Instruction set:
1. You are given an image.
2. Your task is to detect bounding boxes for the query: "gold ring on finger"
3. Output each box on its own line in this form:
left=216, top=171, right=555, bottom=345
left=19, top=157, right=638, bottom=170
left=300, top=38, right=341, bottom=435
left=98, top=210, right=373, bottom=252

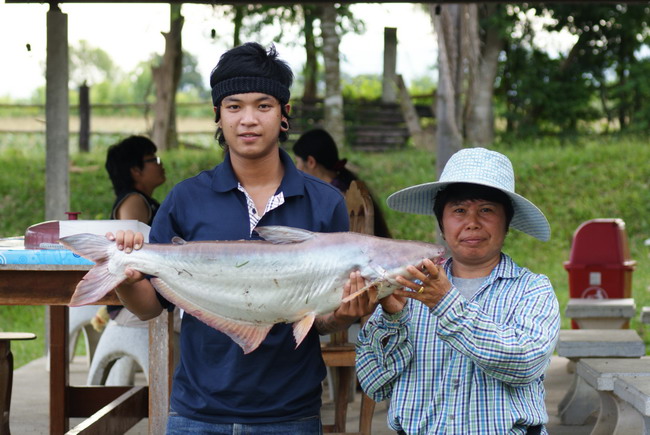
left=418, top=286, right=425, bottom=294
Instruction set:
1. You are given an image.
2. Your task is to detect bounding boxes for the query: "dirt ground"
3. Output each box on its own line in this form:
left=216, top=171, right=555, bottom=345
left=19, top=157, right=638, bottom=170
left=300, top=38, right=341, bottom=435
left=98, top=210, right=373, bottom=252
left=0, top=116, right=216, bottom=134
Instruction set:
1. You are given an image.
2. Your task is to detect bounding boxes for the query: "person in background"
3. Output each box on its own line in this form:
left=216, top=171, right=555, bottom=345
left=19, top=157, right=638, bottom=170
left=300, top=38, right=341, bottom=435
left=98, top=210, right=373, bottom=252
left=108, top=42, right=374, bottom=433
left=103, top=135, right=165, bottom=326
left=354, top=147, right=560, bottom=435
left=292, top=128, right=391, bottom=238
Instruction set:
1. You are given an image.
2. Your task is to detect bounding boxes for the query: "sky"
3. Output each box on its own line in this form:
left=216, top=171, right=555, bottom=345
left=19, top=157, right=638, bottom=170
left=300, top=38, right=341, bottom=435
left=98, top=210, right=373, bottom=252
left=0, top=2, right=440, bottom=99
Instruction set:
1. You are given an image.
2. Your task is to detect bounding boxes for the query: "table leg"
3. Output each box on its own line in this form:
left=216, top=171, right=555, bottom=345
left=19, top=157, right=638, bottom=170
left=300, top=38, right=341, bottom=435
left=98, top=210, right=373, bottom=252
left=1, top=340, right=13, bottom=435
left=558, top=372, right=599, bottom=425
left=50, top=306, right=69, bottom=434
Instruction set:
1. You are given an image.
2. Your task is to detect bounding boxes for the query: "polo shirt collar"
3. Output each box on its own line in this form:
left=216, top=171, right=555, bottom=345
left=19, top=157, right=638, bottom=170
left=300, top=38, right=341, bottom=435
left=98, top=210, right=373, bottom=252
left=211, top=147, right=305, bottom=198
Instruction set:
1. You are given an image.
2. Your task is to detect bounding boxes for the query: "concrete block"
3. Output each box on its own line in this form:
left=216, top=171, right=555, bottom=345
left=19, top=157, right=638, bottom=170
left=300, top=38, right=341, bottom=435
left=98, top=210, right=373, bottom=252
left=556, top=329, right=645, bottom=359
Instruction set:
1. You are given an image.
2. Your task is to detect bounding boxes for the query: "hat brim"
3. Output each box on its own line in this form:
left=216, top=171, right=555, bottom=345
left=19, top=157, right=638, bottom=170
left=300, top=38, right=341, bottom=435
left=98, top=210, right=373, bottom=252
left=386, top=181, right=551, bottom=241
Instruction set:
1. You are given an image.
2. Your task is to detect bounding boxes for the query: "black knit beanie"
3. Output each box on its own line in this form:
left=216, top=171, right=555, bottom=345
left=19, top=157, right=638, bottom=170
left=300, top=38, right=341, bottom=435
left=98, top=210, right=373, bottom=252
left=211, top=76, right=291, bottom=108
left=210, top=43, right=293, bottom=109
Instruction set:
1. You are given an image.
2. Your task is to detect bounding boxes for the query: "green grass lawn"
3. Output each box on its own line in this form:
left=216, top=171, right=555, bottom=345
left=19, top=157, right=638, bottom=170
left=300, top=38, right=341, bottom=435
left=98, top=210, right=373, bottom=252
left=2, top=132, right=650, bottom=367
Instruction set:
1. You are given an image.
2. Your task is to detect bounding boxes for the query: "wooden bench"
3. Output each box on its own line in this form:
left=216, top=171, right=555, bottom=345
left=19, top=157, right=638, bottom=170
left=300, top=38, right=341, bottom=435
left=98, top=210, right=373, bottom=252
left=565, top=298, right=636, bottom=329
left=613, top=375, right=650, bottom=434
left=0, top=332, right=36, bottom=435
left=555, top=329, right=646, bottom=425
left=577, top=358, right=650, bottom=434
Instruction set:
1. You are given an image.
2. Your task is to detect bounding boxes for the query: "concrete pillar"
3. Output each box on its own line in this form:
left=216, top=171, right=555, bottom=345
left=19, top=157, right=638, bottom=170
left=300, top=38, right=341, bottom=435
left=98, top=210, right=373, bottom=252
left=46, top=5, right=69, bottom=220
left=382, top=27, right=398, bottom=104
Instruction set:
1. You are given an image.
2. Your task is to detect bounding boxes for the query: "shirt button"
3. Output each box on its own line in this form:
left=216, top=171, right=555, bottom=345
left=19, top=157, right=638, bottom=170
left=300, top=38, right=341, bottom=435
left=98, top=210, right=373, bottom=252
left=449, top=415, right=455, bottom=421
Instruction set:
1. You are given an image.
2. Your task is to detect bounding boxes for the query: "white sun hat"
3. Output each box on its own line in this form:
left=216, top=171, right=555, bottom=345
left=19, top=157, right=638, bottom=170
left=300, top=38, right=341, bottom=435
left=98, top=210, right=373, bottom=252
left=386, top=147, right=551, bottom=241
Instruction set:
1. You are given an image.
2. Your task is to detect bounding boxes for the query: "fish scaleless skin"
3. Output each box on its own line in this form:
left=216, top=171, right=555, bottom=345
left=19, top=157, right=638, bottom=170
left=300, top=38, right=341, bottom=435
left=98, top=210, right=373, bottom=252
left=59, top=226, right=445, bottom=353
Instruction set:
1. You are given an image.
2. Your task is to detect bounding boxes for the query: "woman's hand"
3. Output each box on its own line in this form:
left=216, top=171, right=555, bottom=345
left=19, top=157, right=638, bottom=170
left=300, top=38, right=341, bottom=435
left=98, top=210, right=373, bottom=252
left=394, top=258, right=451, bottom=309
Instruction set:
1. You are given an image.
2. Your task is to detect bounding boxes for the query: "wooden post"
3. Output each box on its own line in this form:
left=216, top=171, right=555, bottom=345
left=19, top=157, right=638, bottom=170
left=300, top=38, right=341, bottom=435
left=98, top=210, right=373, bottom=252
left=382, top=27, right=398, bottom=104
left=50, top=306, right=70, bottom=433
left=148, top=311, right=175, bottom=434
left=46, top=4, right=69, bottom=220
left=79, top=83, right=90, bottom=152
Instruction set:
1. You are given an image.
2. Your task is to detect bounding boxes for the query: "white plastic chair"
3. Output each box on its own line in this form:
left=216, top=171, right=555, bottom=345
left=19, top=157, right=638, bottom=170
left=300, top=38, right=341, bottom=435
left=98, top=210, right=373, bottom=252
left=68, top=306, right=103, bottom=367
left=86, top=322, right=150, bottom=386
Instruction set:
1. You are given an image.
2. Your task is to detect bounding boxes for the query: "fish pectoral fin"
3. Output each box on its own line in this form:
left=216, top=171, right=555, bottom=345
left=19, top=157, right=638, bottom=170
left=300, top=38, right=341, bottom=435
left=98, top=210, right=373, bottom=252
left=292, top=313, right=316, bottom=348
left=219, top=322, right=273, bottom=355
left=151, top=277, right=272, bottom=354
left=254, top=226, right=316, bottom=244
left=171, top=236, right=187, bottom=245
left=197, top=314, right=273, bottom=355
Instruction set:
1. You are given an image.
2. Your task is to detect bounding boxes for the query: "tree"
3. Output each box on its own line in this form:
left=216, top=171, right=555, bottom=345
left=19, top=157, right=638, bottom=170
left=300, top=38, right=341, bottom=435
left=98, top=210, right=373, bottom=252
left=319, top=3, right=345, bottom=148
left=545, top=3, right=650, bottom=130
left=429, top=4, right=469, bottom=176
left=302, top=5, right=319, bottom=102
left=465, top=5, right=509, bottom=146
left=69, top=40, right=118, bottom=87
left=151, top=4, right=183, bottom=151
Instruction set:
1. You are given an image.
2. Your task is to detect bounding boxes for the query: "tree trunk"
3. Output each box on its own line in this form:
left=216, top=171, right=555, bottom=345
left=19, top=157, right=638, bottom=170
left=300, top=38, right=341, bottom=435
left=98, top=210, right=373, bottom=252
left=465, top=4, right=503, bottom=146
left=319, top=3, right=345, bottom=149
left=233, top=6, right=244, bottom=48
left=302, top=6, right=318, bottom=102
left=151, top=4, right=183, bottom=151
left=430, top=4, right=463, bottom=177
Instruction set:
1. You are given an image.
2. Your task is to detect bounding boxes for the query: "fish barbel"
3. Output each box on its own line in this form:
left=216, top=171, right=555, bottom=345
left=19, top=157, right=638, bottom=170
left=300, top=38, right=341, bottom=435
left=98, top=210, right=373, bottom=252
left=60, top=226, right=445, bottom=353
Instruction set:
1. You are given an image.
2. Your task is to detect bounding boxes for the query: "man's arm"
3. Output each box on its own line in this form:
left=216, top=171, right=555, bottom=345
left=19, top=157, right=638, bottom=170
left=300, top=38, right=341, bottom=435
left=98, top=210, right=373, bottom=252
left=110, top=230, right=164, bottom=320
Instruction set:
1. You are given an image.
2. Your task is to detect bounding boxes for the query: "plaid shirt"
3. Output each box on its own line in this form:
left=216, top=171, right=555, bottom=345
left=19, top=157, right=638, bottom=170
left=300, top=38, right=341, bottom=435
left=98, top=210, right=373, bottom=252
left=356, top=254, right=560, bottom=435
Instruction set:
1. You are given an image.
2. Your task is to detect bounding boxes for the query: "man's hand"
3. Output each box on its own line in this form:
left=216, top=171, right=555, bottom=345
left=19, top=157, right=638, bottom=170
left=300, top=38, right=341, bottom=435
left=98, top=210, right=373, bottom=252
left=315, top=271, right=378, bottom=335
left=106, top=230, right=146, bottom=284
left=333, top=271, right=377, bottom=322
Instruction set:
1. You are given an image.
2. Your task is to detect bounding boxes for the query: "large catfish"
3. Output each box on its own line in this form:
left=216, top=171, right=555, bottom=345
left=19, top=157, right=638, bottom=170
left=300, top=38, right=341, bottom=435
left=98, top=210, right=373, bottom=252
left=60, top=226, right=445, bottom=354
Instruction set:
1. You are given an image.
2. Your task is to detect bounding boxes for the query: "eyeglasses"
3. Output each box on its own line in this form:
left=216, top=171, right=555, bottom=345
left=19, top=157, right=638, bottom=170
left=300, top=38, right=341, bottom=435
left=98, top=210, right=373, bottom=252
left=143, top=156, right=161, bottom=165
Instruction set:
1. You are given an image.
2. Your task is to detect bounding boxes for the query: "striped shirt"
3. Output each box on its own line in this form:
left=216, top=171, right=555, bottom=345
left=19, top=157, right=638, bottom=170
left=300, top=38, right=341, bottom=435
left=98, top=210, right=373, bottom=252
left=355, top=253, right=560, bottom=434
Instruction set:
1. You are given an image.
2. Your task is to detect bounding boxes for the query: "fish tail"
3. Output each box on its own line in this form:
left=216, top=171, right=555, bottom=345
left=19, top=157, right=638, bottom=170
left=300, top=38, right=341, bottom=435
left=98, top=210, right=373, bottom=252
left=59, top=233, right=126, bottom=306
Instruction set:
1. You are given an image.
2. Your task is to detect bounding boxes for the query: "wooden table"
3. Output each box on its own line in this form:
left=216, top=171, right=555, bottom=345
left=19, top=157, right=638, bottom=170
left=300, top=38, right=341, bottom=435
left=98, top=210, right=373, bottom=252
left=0, top=264, right=172, bottom=434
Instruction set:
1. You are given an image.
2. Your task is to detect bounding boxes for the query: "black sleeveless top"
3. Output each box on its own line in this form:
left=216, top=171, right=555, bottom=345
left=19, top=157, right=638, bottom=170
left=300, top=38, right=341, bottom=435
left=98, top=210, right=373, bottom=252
left=110, top=189, right=160, bottom=223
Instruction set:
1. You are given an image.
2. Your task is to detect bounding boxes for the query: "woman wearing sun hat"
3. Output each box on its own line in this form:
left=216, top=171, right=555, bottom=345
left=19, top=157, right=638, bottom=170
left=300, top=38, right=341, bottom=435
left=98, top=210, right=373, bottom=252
left=354, top=147, right=560, bottom=434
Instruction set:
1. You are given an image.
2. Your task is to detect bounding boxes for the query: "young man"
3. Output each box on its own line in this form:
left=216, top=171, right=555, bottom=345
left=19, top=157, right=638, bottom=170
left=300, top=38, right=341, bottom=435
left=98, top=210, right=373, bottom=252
left=112, top=43, right=373, bottom=433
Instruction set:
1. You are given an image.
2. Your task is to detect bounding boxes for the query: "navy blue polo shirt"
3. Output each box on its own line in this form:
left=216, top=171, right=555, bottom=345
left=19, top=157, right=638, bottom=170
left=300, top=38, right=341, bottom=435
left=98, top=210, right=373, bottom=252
left=149, top=148, right=349, bottom=424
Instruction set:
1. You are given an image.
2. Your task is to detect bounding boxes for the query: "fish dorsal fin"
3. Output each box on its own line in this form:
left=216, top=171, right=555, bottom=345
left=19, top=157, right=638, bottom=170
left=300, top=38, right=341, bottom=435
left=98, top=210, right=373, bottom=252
left=255, top=226, right=316, bottom=244
left=171, top=236, right=187, bottom=245
left=292, top=313, right=316, bottom=348
left=151, top=277, right=272, bottom=354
